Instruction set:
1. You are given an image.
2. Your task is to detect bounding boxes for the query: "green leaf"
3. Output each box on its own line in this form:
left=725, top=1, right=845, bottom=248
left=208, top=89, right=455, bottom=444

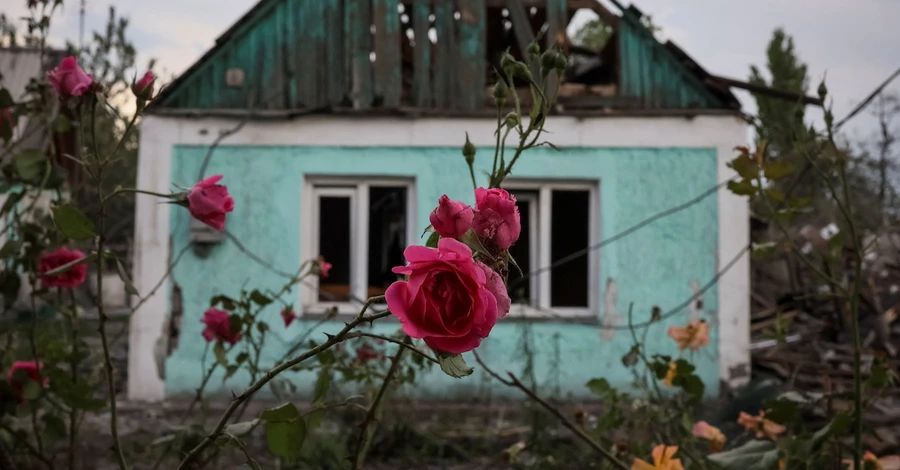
left=807, top=411, right=851, bottom=451
left=437, top=352, right=474, bottom=378
left=210, top=295, right=237, bottom=311
left=586, top=378, right=612, bottom=397
left=42, top=252, right=96, bottom=276
left=224, top=419, right=259, bottom=437
left=223, top=365, right=239, bottom=381
left=249, top=290, right=272, bottom=307
left=0, top=89, right=12, bottom=108
left=0, top=240, right=22, bottom=258
left=261, top=403, right=305, bottom=461
left=14, top=149, right=46, bottom=181
left=235, top=352, right=249, bottom=365
left=764, top=160, right=795, bottom=180
left=727, top=179, right=758, bottom=196
left=867, top=358, right=896, bottom=389
left=763, top=398, right=799, bottom=424
left=0, top=270, right=21, bottom=307
left=21, top=381, right=42, bottom=400
left=621, top=345, right=640, bottom=368
left=728, top=154, right=760, bottom=179
left=51, top=205, right=96, bottom=241
left=260, top=402, right=301, bottom=423
left=0, top=191, right=24, bottom=216
left=54, top=114, right=71, bottom=132
left=213, top=341, right=228, bottom=366
left=751, top=242, right=777, bottom=258
left=764, top=188, right=785, bottom=202
left=507, top=251, right=524, bottom=276
left=115, top=259, right=139, bottom=296
left=708, top=440, right=779, bottom=470
left=425, top=231, right=440, bottom=248
left=264, top=419, right=305, bottom=461
left=312, top=369, right=331, bottom=404
left=421, top=224, right=434, bottom=238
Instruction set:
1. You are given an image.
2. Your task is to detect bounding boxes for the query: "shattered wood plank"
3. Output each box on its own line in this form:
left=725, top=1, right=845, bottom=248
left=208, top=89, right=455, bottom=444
left=457, top=0, right=486, bottom=111
left=412, top=0, right=432, bottom=107
left=327, top=0, right=345, bottom=105
left=505, top=0, right=535, bottom=58
left=348, top=0, right=373, bottom=109
left=433, top=1, right=456, bottom=109
left=373, top=0, right=402, bottom=107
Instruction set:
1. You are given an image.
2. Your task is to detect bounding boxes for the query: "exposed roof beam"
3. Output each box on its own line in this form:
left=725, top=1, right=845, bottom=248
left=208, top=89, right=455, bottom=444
left=707, top=75, right=824, bottom=107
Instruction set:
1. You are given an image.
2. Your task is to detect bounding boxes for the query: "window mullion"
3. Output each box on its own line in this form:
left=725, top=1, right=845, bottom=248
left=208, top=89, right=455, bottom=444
left=538, top=186, right=552, bottom=309
left=353, top=183, right=369, bottom=303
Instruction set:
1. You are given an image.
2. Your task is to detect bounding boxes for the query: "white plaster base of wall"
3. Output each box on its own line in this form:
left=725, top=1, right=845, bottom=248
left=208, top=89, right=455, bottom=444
left=129, top=114, right=751, bottom=401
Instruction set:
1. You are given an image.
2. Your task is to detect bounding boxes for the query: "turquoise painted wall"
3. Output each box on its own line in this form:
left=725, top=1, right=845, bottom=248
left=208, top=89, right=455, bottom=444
left=164, top=145, right=720, bottom=399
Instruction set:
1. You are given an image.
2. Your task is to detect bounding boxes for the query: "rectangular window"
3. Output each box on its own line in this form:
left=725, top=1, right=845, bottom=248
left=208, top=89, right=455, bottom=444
left=304, top=178, right=414, bottom=314
left=506, top=182, right=597, bottom=316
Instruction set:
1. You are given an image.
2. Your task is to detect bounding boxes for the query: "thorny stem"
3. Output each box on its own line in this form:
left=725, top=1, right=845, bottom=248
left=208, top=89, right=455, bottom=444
left=352, top=337, right=409, bottom=470
left=67, top=289, right=79, bottom=470
left=838, top=157, right=865, bottom=469
left=94, top=117, right=130, bottom=470
left=27, top=286, right=44, bottom=458
left=472, top=351, right=628, bottom=469
left=174, top=300, right=390, bottom=470
left=103, top=187, right=175, bottom=203
left=355, top=333, right=439, bottom=364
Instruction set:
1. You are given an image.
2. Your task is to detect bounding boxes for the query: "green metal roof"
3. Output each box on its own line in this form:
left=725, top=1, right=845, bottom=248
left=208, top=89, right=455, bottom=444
left=153, top=0, right=739, bottom=114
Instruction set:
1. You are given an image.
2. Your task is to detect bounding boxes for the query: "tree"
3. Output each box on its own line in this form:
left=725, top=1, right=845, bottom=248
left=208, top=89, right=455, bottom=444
left=749, top=28, right=810, bottom=158
left=571, top=18, right=612, bottom=52
left=66, top=6, right=156, bottom=254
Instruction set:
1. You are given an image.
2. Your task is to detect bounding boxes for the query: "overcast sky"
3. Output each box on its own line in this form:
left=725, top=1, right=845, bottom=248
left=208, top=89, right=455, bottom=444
left=6, top=0, right=899, bottom=143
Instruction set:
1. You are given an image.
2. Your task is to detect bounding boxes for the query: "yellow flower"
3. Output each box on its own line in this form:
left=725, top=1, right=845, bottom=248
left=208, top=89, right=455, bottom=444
left=662, top=362, right=678, bottom=387
left=632, top=445, right=684, bottom=470
left=692, top=421, right=726, bottom=453
left=737, top=411, right=786, bottom=440
left=667, top=319, right=710, bottom=351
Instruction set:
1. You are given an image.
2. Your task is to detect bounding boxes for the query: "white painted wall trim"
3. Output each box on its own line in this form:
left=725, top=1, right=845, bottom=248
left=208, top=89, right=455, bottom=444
left=129, top=114, right=750, bottom=401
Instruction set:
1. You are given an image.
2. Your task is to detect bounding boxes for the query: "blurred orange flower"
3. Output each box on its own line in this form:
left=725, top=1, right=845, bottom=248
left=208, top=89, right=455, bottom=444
left=632, top=445, right=684, bottom=470
left=841, top=451, right=900, bottom=470
left=662, top=362, right=677, bottom=387
left=737, top=411, right=786, bottom=440
left=692, top=421, right=726, bottom=453
left=667, top=319, right=709, bottom=351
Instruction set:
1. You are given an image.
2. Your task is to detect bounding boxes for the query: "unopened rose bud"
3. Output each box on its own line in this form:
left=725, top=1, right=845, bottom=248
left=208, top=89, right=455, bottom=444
left=526, top=41, right=541, bottom=61
left=492, top=79, right=509, bottom=107
left=540, top=50, right=556, bottom=72
left=462, top=132, right=476, bottom=165
left=504, top=111, right=520, bottom=129
left=132, top=71, right=156, bottom=101
left=817, top=81, right=828, bottom=101
left=554, top=53, right=567, bottom=71
left=509, top=62, right=532, bottom=81
left=500, top=52, right=516, bottom=72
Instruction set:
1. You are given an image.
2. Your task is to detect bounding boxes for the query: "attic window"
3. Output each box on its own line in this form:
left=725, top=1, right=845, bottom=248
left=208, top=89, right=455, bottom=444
left=225, top=68, right=244, bottom=88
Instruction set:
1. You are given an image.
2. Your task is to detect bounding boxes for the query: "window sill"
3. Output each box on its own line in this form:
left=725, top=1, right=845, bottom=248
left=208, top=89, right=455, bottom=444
left=300, top=304, right=599, bottom=324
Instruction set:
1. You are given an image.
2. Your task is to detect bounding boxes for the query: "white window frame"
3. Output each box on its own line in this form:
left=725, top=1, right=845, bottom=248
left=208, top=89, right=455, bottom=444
left=301, top=176, right=416, bottom=316
left=503, top=180, right=599, bottom=319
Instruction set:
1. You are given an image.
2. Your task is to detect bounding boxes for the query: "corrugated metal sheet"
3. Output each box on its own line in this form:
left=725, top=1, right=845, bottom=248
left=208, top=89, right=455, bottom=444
left=616, top=6, right=722, bottom=109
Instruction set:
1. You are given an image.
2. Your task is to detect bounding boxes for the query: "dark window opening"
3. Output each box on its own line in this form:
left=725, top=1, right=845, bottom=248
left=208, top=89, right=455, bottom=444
left=507, top=190, right=535, bottom=305
left=318, top=196, right=351, bottom=302
left=550, top=190, right=590, bottom=307
left=368, top=186, right=407, bottom=297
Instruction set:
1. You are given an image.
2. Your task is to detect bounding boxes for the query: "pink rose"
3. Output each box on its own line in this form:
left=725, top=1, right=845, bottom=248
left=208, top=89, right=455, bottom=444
left=281, top=307, right=297, bottom=328
left=39, top=247, right=88, bottom=288
left=187, top=175, right=235, bottom=231
left=132, top=71, right=156, bottom=99
left=47, top=56, right=93, bottom=99
left=355, top=343, right=381, bottom=362
left=385, top=238, right=499, bottom=354
left=0, top=108, right=14, bottom=133
left=201, top=308, right=242, bottom=345
left=429, top=195, right=474, bottom=238
left=318, top=256, right=332, bottom=278
left=472, top=187, right=521, bottom=250
left=477, top=262, right=511, bottom=317
left=7, top=361, right=46, bottom=402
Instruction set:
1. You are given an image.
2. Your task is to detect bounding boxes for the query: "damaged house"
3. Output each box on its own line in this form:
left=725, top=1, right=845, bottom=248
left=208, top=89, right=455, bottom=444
left=127, top=0, right=799, bottom=401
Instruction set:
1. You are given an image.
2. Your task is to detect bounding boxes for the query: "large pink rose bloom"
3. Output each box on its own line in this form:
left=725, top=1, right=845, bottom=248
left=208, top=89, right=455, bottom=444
left=39, top=247, right=88, bottom=288
left=385, top=238, right=499, bottom=354
left=47, top=56, right=93, bottom=99
left=472, top=187, right=521, bottom=250
left=187, top=175, right=235, bottom=231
